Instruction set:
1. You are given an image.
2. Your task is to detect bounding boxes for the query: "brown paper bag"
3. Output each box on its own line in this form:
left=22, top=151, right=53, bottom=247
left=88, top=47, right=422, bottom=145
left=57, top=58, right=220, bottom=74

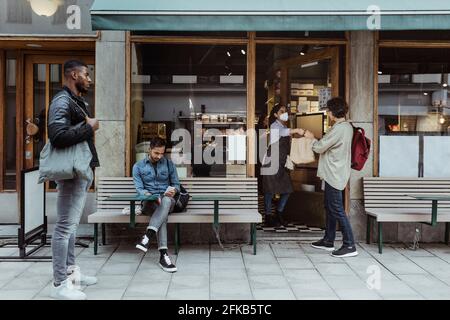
left=290, top=137, right=315, bottom=164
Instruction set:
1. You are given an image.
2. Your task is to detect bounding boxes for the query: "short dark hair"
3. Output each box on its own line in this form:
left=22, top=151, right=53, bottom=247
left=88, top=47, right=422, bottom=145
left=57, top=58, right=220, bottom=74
left=326, top=97, right=348, bottom=118
left=64, top=60, right=87, bottom=78
left=149, top=137, right=166, bottom=149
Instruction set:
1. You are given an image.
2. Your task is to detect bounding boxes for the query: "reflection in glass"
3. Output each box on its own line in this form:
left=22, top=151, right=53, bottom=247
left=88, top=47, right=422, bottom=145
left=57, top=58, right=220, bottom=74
left=4, top=59, right=17, bottom=190
left=32, top=64, right=47, bottom=168
left=378, top=47, right=450, bottom=177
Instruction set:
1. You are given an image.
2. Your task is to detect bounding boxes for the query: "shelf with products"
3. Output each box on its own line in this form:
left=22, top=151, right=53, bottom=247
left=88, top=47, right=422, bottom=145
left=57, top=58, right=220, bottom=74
left=288, top=80, right=332, bottom=114
left=378, top=83, right=448, bottom=92
left=138, top=84, right=246, bottom=94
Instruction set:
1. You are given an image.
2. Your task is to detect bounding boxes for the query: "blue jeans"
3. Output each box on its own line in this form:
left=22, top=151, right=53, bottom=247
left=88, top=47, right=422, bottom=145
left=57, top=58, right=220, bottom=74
left=142, top=196, right=175, bottom=250
left=52, top=173, right=92, bottom=284
left=323, top=182, right=355, bottom=247
left=264, top=192, right=290, bottom=216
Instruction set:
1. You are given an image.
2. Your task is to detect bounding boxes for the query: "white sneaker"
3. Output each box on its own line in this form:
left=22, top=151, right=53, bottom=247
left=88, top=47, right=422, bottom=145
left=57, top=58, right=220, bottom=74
left=50, top=278, right=87, bottom=300
left=67, top=265, right=98, bottom=287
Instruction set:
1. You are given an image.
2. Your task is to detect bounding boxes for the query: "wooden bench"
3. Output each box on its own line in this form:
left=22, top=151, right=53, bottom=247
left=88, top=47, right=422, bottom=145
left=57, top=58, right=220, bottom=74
left=363, top=177, right=450, bottom=253
left=88, top=177, right=262, bottom=255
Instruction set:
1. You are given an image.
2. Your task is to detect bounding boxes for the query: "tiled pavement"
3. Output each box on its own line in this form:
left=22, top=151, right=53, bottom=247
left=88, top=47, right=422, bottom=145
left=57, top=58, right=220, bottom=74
left=0, top=241, right=450, bottom=300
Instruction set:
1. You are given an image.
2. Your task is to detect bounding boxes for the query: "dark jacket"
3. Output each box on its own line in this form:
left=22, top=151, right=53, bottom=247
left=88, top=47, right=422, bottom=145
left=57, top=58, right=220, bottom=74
left=47, top=86, right=100, bottom=168
left=262, top=135, right=293, bottom=194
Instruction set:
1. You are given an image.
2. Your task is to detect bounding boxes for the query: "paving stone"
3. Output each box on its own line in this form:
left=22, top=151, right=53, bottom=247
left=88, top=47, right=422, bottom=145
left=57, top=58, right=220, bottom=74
left=252, top=288, right=296, bottom=300
left=248, top=275, right=290, bottom=289
left=398, top=274, right=450, bottom=300
left=315, top=263, right=358, bottom=277
left=124, top=280, right=170, bottom=297
left=84, top=288, right=127, bottom=300
left=210, top=280, right=252, bottom=298
left=166, top=288, right=209, bottom=300
left=277, top=257, right=314, bottom=269
left=98, top=262, right=139, bottom=275
left=0, top=289, right=40, bottom=300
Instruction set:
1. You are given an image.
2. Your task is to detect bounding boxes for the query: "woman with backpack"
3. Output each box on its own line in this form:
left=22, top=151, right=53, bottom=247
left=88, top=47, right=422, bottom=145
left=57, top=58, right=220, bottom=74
left=304, top=97, right=358, bottom=258
left=261, top=104, right=305, bottom=227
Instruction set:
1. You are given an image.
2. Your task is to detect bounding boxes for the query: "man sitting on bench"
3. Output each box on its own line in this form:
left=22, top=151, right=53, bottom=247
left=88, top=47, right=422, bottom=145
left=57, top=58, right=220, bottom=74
left=133, top=137, right=180, bottom=273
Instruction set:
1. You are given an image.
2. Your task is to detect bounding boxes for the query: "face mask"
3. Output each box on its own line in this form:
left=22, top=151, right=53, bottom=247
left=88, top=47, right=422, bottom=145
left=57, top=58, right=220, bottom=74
left=279, top=112, right=289, bottom=122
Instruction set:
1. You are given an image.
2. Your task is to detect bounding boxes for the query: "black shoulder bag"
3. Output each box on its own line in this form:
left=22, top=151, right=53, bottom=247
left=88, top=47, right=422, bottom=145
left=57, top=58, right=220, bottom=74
left=166, top=158, right=190, bottom=212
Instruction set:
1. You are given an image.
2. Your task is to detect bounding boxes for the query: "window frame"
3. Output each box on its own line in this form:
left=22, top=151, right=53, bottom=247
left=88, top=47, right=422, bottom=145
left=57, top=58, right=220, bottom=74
left=374, top=33, right=450, bottom=176
left=127, top=31, right=349, bottom=178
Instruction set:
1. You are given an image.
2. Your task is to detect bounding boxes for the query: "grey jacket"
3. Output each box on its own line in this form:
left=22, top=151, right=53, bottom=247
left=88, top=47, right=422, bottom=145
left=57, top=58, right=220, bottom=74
left=312, top=119, right=353, bottom=191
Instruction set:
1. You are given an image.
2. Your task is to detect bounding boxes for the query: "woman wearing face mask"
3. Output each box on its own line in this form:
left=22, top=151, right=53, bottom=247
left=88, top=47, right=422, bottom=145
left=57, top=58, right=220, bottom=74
left=262, top=104, right=305, bottom=227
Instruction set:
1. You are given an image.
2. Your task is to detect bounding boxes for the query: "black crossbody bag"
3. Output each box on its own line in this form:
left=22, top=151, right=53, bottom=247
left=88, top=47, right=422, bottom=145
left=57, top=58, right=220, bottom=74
left=166, top=158, right=190, bottom=212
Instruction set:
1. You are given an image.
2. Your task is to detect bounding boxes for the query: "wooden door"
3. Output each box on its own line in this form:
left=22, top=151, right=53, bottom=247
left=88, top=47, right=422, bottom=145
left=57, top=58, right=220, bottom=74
left=24, top=54, right=95, bottom=171
left=23, top=54, right=94, bottom=191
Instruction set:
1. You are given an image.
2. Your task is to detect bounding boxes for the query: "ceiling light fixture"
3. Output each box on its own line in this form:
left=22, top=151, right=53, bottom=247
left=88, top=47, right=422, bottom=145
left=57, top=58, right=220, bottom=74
left=28, top=0, right=62, bottom=17
left=300, top=45, right=309, bottom=56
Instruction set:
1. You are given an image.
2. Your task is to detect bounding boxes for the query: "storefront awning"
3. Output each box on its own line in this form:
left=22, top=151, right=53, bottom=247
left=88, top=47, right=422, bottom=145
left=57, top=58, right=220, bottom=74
left=90, top=0, right=450, bottom=31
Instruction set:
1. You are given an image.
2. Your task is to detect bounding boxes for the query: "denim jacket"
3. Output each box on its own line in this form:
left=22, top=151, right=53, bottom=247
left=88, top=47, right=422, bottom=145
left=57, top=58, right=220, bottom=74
left=132, top=155, right=180, bottom=196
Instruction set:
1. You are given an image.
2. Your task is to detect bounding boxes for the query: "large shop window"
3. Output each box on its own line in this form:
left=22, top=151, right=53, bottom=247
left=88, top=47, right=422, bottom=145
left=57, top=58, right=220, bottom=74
left=378, top=47, right=450, bottom=177
left=131, top=44, right=247, bottom=178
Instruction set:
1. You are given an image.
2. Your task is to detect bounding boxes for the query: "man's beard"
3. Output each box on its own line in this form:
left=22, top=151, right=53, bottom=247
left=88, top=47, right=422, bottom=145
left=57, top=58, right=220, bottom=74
left=76, top=81, right=88, bottom=94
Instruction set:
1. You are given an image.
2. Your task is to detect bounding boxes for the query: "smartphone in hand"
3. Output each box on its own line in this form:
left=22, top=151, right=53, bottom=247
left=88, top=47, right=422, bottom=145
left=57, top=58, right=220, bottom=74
left=165, top=186, right=176, bottom=195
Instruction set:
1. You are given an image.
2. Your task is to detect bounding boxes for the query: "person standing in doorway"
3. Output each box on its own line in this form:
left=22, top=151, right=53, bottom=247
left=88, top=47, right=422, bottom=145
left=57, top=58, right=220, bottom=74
left=133, top=137, right=179, bottom=273
left=305, top=97, right=358, bottom=258
left=48, top=60, right=100, bottom=299
left=262, top=104, right=304, bottom=227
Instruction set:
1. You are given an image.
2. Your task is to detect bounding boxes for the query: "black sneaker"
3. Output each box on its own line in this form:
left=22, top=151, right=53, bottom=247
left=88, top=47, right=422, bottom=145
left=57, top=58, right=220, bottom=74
left=331, top=246, right=359, bottom=258
left=159, top=253, right=177, bottom=273
left=311, top=239, right=335, bottom=252
left=136, top=235, right=150, bottom=253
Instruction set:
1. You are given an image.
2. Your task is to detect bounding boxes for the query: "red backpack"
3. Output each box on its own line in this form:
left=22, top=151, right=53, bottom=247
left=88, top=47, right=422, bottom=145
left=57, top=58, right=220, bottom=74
left=350, top=123, right=371, bottom=171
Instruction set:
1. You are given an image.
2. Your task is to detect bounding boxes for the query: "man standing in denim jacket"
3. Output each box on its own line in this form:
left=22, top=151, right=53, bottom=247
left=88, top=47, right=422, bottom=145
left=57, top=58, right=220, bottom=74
left=133, top=137, right=180, bottom=272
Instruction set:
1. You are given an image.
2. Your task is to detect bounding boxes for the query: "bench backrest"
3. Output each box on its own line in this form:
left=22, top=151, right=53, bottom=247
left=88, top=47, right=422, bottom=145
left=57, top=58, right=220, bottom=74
left=363, top=177, right=450, bottom=210
left=96, top=177, right=258, bottom=212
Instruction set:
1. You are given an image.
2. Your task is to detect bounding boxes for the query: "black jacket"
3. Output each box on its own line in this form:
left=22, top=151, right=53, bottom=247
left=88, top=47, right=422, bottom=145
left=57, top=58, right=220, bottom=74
left=47, top=86, right=100, bottom=168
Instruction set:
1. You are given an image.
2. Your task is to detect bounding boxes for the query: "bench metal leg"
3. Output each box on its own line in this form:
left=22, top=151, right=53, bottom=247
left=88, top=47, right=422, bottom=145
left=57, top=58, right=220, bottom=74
left=366, top=215, right=372, bottom=244
left=251, top=223, right=257, bottom=255
left=94, top=223, right=98, bottom=255
left=378, top=222, right=383, bottom=254
left=102, top=223, right=106, bottom=246
left=175, top=223, right=180, bottom=255
left=445, top=222, right=450, bottom=245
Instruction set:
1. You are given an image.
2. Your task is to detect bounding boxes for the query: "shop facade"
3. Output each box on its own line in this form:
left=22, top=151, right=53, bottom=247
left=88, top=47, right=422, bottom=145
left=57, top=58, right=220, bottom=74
left=2, top=0, right=450, bottom=243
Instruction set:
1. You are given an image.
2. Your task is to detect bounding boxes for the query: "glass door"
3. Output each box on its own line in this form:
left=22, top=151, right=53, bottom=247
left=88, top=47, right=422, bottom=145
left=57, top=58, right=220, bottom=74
left=24, top=55, right=95, bottom=186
